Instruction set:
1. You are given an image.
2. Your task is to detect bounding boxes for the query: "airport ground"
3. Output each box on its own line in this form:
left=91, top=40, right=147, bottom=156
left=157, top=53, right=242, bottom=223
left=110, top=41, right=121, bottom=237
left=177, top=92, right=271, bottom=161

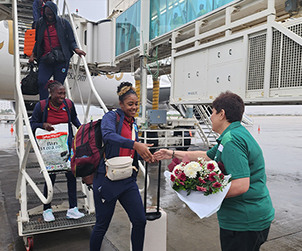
left=0, top=116, right=302, bottom=250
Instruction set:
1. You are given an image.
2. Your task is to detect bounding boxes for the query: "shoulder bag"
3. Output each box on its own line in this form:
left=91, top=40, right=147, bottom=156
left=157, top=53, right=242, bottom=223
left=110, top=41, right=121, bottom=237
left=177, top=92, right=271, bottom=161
left=105, top=123, right=138, bottom=181
left=43, top=25, right=65, bottom=64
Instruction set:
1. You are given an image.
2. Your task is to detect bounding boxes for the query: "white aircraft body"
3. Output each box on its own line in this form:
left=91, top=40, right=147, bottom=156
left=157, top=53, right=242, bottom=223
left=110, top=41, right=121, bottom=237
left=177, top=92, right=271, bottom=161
left=0, top=20, right=170, bottom=109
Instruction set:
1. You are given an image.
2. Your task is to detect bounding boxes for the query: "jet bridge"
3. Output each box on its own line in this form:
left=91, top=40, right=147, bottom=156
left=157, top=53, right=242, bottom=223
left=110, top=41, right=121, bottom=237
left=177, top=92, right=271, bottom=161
left=83, top=0, right=299, bottom=149
left=95, top=0, right=302, bottom=105
left=170, top=0, right=302, bottom=105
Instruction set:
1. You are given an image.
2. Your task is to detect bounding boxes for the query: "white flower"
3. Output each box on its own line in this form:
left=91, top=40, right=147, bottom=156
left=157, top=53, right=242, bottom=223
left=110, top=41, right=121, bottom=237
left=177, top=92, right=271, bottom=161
left=184, top=161, right=200, bottom=178
left=172, top=164, right=184, bottom=176
left=197, top=157, right=207, bottom=165
left=178, top=164, right=185, bottom=171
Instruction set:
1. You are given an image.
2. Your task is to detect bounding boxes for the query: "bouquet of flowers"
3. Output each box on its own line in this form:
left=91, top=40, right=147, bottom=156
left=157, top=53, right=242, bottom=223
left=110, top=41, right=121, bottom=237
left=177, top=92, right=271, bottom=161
left=164, top=155, right=232, bottom=219
left=169, top=157, right=230, bottom=196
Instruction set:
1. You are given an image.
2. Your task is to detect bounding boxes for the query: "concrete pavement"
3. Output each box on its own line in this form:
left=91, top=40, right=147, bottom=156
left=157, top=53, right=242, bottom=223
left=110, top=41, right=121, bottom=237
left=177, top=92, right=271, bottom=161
left=1, top=116, right=302, bottom=250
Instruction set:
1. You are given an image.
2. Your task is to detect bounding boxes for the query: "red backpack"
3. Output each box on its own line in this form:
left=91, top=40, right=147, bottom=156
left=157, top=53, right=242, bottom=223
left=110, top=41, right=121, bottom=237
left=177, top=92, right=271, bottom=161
left=70, top=113, right=120, bottom=185
left=71, top=119, right=104, bottom=179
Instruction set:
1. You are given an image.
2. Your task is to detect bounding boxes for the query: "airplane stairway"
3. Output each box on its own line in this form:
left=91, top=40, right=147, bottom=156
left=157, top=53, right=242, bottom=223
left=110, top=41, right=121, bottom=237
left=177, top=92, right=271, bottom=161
left=191, top=104, right=254, bottom=148
left=192, top=104, right=254, bottom=145
left=192, top=105, right=219, bottom=148
left=2, top=1, right=110, bottom=250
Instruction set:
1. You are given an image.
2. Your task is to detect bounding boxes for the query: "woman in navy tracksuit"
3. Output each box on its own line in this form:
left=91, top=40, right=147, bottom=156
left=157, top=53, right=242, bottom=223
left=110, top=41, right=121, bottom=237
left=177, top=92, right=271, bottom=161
left=30, top=80, right=84, bottom=222
left=90, top=82, right=154, bottom=251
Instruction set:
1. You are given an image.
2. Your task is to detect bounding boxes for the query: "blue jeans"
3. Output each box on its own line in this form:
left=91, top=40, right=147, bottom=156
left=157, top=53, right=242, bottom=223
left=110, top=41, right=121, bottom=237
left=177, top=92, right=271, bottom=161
left=90, top=176, right=146, bottom=251
left=38, top=59, right=69, bottom=100
left=43, top=171, right=77, bottom=211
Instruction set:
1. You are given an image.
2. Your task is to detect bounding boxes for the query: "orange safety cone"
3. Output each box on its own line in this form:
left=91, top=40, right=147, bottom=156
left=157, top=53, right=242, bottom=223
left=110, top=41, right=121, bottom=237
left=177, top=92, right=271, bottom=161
left=10, top=124, right=14, bottom=133
left=257, top=125, right=260, bottom=133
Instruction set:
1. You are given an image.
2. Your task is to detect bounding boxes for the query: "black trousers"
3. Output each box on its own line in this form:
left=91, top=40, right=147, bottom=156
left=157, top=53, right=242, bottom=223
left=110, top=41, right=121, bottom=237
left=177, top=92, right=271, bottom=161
left=220, top=227, right=270, bottom=251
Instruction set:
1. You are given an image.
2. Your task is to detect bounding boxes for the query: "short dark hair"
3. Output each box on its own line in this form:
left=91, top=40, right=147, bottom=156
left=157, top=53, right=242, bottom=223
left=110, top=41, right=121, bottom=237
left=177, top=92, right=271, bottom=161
left=46, top=80, right=64, bottom=94
left=212, top=91, right=244, bottom=122
left=117, top=82, right=137, bottom=103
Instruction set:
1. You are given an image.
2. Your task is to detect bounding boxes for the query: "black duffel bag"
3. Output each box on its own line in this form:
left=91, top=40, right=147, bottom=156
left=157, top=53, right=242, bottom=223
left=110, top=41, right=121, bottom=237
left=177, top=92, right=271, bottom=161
left=21, top=63, right=39, bottom=95
left=43, top=47, right=65, bottom=65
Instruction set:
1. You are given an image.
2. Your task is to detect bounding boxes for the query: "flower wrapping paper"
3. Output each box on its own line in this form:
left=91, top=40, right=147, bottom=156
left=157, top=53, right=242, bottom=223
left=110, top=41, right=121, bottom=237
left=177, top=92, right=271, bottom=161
left=164, top=171, right=232, bottom=219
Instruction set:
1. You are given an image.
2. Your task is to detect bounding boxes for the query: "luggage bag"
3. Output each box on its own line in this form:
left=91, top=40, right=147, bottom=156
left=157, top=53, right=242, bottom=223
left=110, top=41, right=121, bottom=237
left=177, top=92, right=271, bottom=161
left=24, top=29, right=35, bottom=57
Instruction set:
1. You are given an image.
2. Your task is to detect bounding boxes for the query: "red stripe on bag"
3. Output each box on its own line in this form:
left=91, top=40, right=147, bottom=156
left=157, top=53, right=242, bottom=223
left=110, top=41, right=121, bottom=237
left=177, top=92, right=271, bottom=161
left=36, top=132, right=68, bottom=139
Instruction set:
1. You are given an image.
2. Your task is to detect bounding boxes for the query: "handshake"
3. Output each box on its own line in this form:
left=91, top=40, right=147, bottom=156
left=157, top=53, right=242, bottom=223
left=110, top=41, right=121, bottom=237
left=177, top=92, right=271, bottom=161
left=133, top=141, right=176, bottom=163
left=135, top=142, right=207, bottom=164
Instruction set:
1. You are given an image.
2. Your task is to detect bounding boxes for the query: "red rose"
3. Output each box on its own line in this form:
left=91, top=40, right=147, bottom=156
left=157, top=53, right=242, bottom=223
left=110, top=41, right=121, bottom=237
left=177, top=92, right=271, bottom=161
left=207, top=163, right=215, bottom=171
left=209, top=172, right=217, bottom=182
left=179, top=172, right=186, bottom=181
left=196, top=186, right=207, bottom=192
left=213, top=182, right=222, bottom=188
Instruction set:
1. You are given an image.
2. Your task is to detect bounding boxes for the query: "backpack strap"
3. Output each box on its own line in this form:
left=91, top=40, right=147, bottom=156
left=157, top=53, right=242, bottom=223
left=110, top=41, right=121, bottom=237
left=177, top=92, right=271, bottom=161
left=40, top=99, right=47, bottom=112
left=64, top=98, right=73, bottom=113
left=40, top=98, right=72, bottom=112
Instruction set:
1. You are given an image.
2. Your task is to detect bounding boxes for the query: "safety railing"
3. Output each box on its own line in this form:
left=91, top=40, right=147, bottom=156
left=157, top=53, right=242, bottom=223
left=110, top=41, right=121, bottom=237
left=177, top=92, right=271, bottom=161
left=12, top=0, right=53, bottom=223
left=56, top=0, right=109, bottom=121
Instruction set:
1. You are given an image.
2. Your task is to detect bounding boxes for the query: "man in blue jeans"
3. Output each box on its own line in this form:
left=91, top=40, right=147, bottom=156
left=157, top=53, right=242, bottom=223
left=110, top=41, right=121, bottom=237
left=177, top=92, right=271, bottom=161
left=29, top=1, right=85, bottom=100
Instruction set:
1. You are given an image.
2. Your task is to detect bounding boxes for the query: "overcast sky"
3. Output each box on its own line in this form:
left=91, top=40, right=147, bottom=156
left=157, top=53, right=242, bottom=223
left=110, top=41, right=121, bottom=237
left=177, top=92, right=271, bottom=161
left=62, top=0, right=108, bottom=22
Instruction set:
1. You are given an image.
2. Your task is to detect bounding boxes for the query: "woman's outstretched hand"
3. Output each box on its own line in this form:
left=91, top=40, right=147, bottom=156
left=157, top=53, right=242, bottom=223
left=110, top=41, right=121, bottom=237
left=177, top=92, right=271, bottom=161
left=153, top=149, right=173, bottom=161
left=133, top=142, right=154, bottom=163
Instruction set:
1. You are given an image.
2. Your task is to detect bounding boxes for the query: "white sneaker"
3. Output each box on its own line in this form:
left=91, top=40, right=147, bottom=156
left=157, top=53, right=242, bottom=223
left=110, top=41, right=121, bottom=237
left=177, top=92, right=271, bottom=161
left=43, top=209, right=55, bottom=222
left=66, top=207, right=85, bottom=219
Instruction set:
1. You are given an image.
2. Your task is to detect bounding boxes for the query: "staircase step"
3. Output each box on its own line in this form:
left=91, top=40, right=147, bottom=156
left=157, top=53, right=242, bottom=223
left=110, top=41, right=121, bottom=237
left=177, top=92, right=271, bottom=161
left=27, top=191, right=87, bottom=204
left=26, top=162, right=71, bottom=174
left=32, top=175, right=71, bottom=185
left=21, top=209, right=95, bottom=235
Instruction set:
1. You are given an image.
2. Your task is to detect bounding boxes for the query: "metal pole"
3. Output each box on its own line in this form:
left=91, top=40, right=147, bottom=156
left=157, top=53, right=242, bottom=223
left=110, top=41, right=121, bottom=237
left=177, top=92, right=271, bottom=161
left=263, top=0, right=276, bottom=98
left=140, top=57, right=147, bottom=124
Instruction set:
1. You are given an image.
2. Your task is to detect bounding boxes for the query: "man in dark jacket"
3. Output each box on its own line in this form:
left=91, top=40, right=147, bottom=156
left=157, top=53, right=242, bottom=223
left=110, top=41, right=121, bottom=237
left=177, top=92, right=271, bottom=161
left=29, top=1, right=86, bottom=100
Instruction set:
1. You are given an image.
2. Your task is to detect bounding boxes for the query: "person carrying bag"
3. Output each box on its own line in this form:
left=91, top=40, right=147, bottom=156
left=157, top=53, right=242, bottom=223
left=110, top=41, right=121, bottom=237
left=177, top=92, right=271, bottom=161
left=43, top=24, right=65, bottom=64
left=28, top=1, right=86, bottom=100
left=105, top=124, right=138, bottom=181
left=90, top=82, right=154, bottom=251
left=30, top=80, right=84, bottom=222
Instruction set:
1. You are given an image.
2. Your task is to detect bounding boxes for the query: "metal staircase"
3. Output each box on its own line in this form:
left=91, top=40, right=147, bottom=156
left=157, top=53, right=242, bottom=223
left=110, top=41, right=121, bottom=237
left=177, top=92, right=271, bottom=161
left=191, top=104, right=254, bottom=148
left=0, top=1, right=110, bottom=250
left=192, top=105, right=219, bottom=148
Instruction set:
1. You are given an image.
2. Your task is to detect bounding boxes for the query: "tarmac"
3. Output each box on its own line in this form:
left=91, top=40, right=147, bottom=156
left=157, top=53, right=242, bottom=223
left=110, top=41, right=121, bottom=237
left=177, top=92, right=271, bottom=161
left=1, top=116, right=302, bottom=251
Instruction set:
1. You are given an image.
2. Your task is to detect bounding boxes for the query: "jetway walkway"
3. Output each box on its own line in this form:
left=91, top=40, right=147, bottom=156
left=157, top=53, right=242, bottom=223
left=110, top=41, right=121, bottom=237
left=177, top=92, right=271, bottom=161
left=92, top=0, right=288, bottom=74
left=89, top=0, right=302, bottom=105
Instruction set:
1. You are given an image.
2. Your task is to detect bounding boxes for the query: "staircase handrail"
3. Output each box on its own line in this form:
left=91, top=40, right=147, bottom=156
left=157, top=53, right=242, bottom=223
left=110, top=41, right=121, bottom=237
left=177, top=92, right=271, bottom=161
left=57, top=0, right=109, bottom=121
left=12, top=0, right=53, bottom=212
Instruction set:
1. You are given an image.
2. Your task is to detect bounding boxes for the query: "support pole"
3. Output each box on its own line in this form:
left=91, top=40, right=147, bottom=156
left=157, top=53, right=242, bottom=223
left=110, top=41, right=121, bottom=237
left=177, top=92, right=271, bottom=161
left=140, top=57, right=147, bottom=125
left=263, top=0, right=276, bottom=98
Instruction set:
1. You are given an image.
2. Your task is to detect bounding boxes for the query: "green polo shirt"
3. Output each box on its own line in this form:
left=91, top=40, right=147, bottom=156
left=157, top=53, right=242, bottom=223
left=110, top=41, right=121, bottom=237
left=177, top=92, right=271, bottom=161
left=207, top=121, right=275, bottom=231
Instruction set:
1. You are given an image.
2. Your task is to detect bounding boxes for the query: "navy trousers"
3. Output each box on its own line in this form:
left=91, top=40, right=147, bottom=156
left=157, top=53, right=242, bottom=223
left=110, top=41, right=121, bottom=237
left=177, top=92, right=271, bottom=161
left=43, top=171, right=77, bottom=211
left=220, top=227, right=270, bottom=251
left=90, top=177, right=146, bottom=251
left=38, top=59, right=69, bottom=100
